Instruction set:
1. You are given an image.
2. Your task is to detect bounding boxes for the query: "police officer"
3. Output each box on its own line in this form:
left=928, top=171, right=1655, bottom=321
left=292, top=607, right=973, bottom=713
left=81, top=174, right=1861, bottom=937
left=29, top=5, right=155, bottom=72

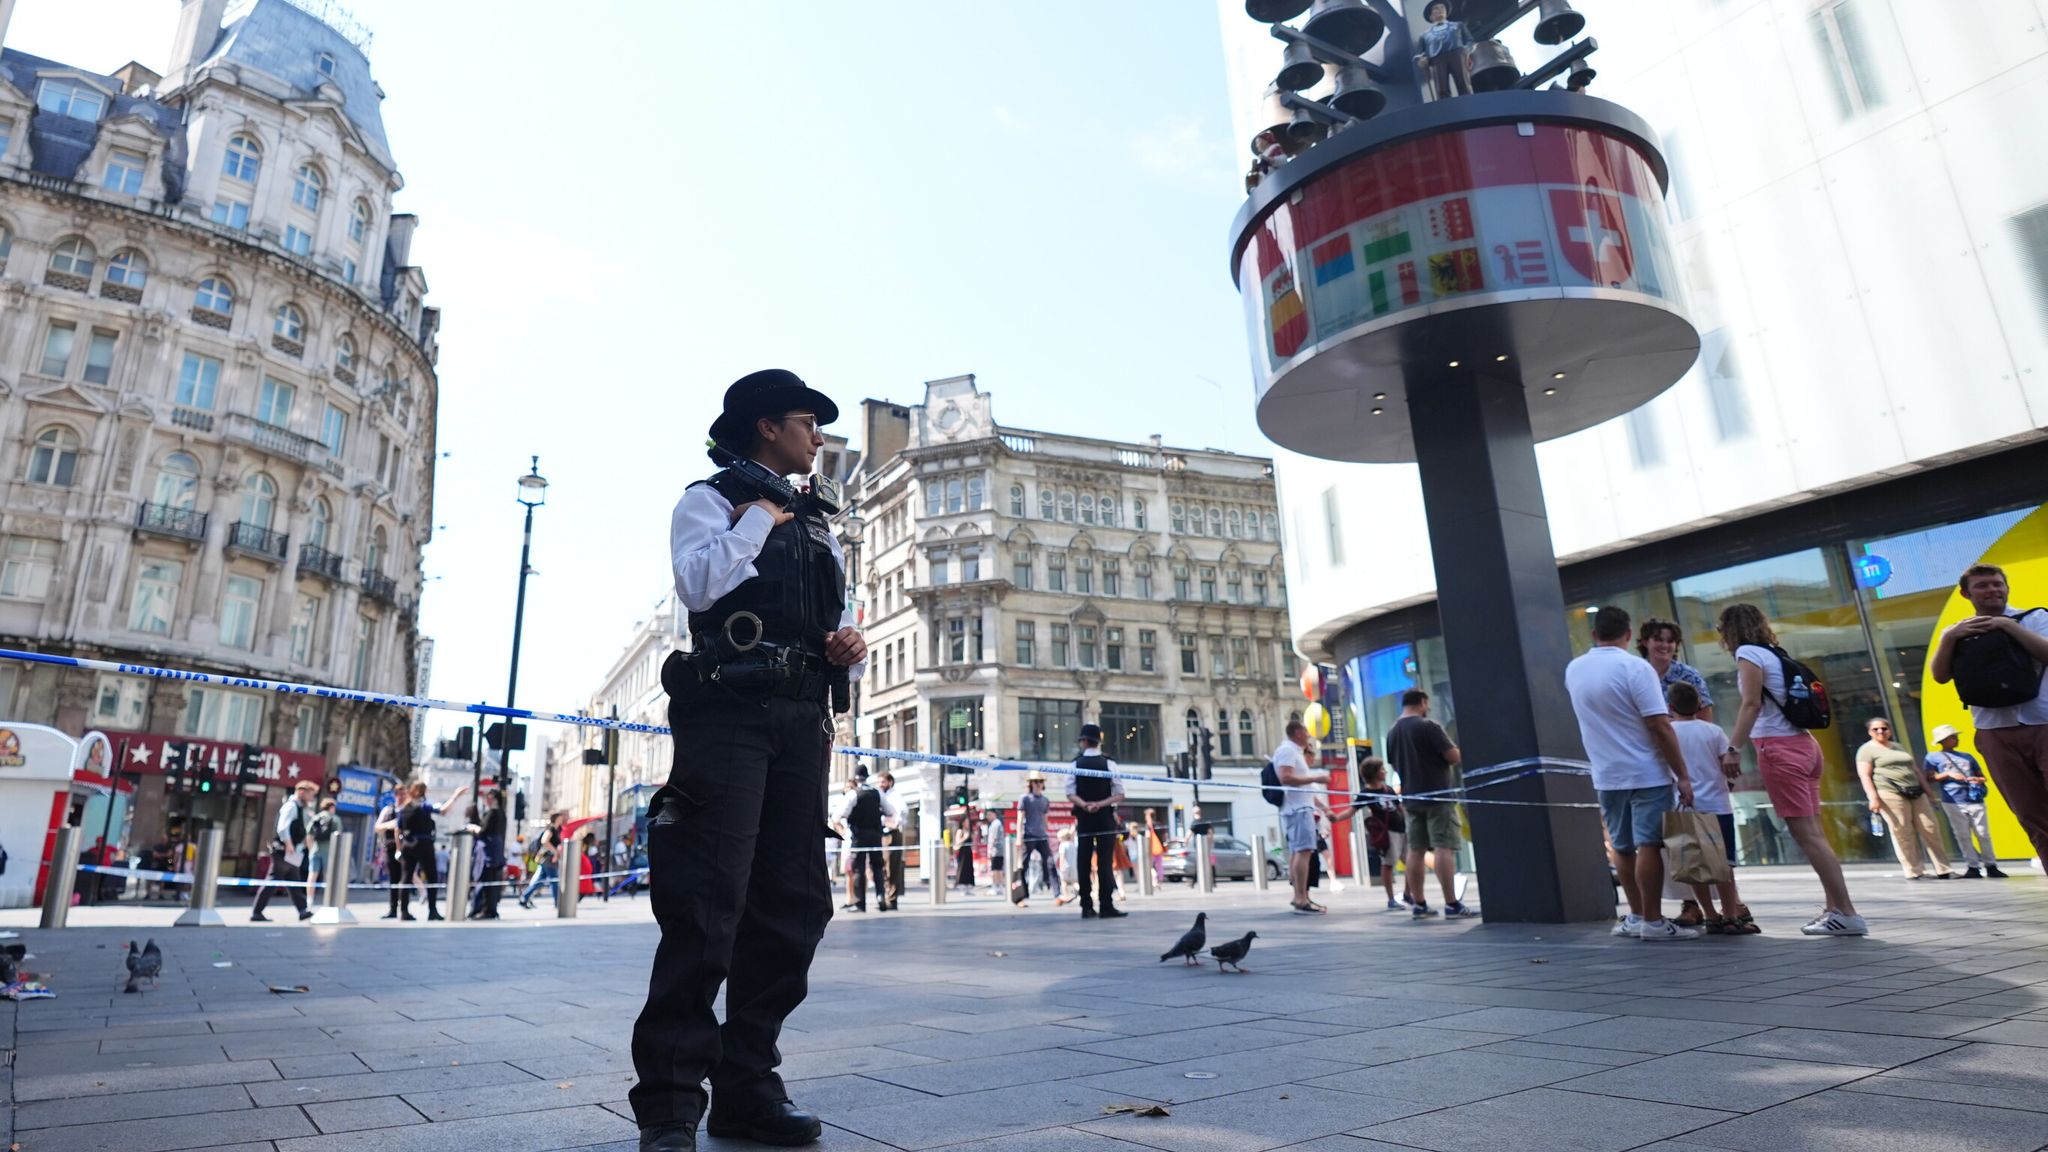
left=1066, top=724, right=1128, bottom=919
left=629, top=370, right=865, bottom=1152
left=832, top=765, right=898, bottom=912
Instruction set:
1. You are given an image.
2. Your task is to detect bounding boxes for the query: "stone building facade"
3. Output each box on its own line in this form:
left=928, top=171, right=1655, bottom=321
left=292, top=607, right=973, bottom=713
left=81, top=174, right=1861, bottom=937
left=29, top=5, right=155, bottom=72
left=842, top=375, right=1297, bottom=846
left=0, top=0, right=437, bottom=870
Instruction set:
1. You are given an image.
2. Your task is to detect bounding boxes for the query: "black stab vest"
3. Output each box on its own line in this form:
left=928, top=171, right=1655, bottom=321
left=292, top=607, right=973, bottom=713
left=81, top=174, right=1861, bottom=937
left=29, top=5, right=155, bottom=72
left=686, top=472, right=844, bottom=660
left=848, top=785, right=883, bottom=839
left=1072, top=752, right=1117, bottom=831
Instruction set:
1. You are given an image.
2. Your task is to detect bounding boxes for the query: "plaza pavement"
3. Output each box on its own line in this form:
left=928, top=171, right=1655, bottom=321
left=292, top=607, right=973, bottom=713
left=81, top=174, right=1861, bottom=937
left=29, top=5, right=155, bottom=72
left=5, top=864, right=2048, bottom=1152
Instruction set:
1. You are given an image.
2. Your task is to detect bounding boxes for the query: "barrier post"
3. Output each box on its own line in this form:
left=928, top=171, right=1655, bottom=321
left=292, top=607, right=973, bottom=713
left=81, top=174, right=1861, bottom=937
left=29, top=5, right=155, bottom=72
left=312, top=831, right=357, bottom=924
left=39, top=826, right=80, bottom=929
left=1253, top=834, right=1271, bottom=892
left=556, top=841, right=580, bottom=918
left=174, top=827, right=226, bottom=927
left=1196, top=829, right=1216, bottom=894
left=1137, top=838, right=1156, bottom=897
left=448, top=831, right=474, bottom=923
left=930, top=829, right=948, bottom=905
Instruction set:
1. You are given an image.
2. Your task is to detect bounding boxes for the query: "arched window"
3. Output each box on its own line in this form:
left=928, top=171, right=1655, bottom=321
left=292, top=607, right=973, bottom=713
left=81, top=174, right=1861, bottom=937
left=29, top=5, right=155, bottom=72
left=1133, top=497, right=1147, bottom=530
left=291, top=164, right=324, bottom=212
left=1099, top=492, right=1117, bottom=527
left=1080, top=493, right=1095, bottom=524
left=1263, top=512, right=1278, bottom=541
left=335, top=333, right=356, bottom=372
left=274, top=303, right=305, bottom=342
left=104, top=249, right=147, bottom=288
left=152, top=452, right=199, bottom=509
left=194, top=277, right=234, bottom=316
left=966, top=474, right=984, bottom=510
left=1217, top=708, right=1233, bottom=757
left=348, top=198, right=372, bottom=244
left=1059, top=490, right=1075, bottom=522
left=1239, top=709, right=1256, bottom=754
left=240, top=473, right=277, bottom=530
left=309, top=497, right=332, bottom=550
left=1038, top=488, right=1053, bottom=519
left=27, top=426, right=82, bottom=487
left=1185, top=708, right=1202, bottom=752
left=222, top=133, right=261, bottom=181
left=944, top=478, right=962, bottom=514
left=1227, top=508, right=1241, bottom=538
left=1208, top=507, right=1223, bottom=536
left=1009, top=484, right=1024, bottom=516
left=1188, top=504, right=1205, bottom=536
left=368, top=524, right=388, bottom=574
left=1171, top=502, right=1185, bottom=533
left=48, top=237, right=95, bottom=278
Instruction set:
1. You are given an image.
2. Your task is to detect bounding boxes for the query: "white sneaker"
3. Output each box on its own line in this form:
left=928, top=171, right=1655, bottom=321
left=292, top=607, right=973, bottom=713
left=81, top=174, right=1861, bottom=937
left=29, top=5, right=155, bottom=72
left=1454, top=872, right=1471, bottom=903
left=1800, top=910, right=1869, bottom=937
left=1611, top=914, right=1643, bottom=938
left=1639, top=918, right=1700, bottom=942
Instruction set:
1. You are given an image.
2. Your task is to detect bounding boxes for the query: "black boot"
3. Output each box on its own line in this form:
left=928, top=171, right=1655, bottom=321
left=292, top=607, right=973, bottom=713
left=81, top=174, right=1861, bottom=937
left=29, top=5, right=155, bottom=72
left=706, top=1099, right=821, bottom=1146
left=399, top=891, right=417, bottom=921
left=637, top=1123, right=697, bottom=1152
left=1099, top=903, right=1128, bottom=919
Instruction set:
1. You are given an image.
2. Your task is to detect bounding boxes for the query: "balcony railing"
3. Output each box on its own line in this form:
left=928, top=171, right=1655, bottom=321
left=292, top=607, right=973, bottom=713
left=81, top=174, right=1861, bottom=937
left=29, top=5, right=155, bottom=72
left=224, top=412, right=329, bottom=468
left=136, top=502, right=208, bottom=542
left=298, top=543, right=346, bottom=583
left=227, top=521, right=288, bottom=561
left=170, top=407, right=215, bottom=432
left=360, top=570, right=398, bottom=604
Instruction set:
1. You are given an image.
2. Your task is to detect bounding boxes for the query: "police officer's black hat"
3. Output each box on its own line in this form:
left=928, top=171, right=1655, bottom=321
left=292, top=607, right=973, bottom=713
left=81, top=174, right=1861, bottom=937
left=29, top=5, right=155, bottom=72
left=1079, top=723, right=1103, bottom=745
left=709, top=369, right=840, bottom=450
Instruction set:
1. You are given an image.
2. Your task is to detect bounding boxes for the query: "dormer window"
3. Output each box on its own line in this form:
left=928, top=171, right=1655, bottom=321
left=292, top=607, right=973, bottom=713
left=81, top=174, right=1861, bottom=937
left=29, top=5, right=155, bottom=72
left=317, top=52, right=336, bottom=77
left=37, top=80, right=105, bottom=123
left=102, top=148, right=146, bottom=195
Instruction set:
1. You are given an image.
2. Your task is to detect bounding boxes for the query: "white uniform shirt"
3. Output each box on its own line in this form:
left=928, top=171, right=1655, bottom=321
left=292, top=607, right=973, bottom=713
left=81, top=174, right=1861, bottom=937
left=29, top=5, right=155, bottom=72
left=670, top=483, right=866, bottom=680
left=832, top=783, right=901, bottom=826
left=274, top=795, right=308, bottom=867
left=1064, top=757, right=1126, bottom=801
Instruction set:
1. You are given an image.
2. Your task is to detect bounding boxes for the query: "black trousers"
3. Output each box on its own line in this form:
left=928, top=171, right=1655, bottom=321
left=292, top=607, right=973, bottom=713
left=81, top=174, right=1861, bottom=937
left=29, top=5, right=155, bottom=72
left=1020, top=834, right=1059, bottom=893
left=400, top=843, right=438, bottom=915
left=478, top=863, right=505, bottom=917
left=629, top=691, right=832, bottom=1130
left=847, top=834, right=886, bottom=908
left=252, top=853, right=307, bottom=916
left=1074, top=824, right=1119, bottom=911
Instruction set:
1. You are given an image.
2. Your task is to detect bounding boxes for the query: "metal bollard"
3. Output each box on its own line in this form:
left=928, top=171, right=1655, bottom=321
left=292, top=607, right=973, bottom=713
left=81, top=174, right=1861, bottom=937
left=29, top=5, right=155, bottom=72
left=556, top=841, right=580, bottom=918
left=930, top=831, right=948, bottom=905
left=1137, top=843, right=1156, bottom=896
left=447, top=831, right=474, bottom=923
left=39, top=825, right=80, bottom=929
left=1196, top=830, right=1216, bottom=894
left=174, top=827, right=226, bottom=927
left=312, top=831, right=357, bottom=924
left=1253, top=834, right=1271, bottom=892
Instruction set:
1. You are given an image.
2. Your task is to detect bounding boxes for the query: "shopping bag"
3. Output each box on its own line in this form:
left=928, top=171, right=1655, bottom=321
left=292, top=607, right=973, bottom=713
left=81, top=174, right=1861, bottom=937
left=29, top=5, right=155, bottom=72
left=1662, top=809, right=1732, bottom=887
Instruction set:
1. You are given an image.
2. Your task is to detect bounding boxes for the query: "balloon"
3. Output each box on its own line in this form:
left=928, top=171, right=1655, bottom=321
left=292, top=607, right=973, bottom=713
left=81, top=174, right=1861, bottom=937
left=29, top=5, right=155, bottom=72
left=1304, top=702, right=1331, bottom=740
left=1299, top=664, right=1319, bottom=701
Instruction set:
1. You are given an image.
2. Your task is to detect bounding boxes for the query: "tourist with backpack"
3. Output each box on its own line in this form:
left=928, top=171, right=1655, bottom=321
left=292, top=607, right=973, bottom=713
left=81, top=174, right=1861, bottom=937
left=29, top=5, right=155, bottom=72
left=1924, top=724, right=2005, bottom=878
left=1718, top=603, right=1865, bottom=936
left=1931, top=563, right=2048, bottom=869
left=1270, top=719, right=1331, bottom=914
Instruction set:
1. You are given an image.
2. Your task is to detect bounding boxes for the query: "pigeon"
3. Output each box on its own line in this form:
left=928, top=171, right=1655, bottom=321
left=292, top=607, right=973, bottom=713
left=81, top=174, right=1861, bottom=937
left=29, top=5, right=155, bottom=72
left=1208, top=931, right=1257, bottom=974
left=1159, top=912, right=1208, bottom=966
left=0, top=942, right=24, bottom=984
left=124, top=939, right=162, bottom=994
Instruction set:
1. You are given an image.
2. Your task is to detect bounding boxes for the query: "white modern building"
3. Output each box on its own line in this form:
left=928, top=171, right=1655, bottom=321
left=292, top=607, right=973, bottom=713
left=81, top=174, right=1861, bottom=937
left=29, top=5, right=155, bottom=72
left=0, top=0, right=439, bottom=875
left=1219, top=0, right=2048, bottom=864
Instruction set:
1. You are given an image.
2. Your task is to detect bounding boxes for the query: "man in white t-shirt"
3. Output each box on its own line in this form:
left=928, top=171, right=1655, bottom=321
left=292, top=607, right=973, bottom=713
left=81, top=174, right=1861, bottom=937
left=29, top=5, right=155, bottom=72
left=1273, top=720, right=1329, bottom=914
left=1564, top=607, right=1697, bottom=942
left=1933, top=563, right=2048, bottom=869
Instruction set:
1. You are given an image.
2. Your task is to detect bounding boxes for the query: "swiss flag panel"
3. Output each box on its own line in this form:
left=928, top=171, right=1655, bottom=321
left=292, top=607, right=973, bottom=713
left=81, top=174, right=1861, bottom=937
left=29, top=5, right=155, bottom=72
left=1550, top=182, right=1634, bottom=287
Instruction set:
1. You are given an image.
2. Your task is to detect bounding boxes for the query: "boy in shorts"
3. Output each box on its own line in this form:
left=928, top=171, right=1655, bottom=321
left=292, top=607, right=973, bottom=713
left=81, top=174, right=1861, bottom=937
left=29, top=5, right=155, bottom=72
left=1668, top=683, right=1757, bottom=934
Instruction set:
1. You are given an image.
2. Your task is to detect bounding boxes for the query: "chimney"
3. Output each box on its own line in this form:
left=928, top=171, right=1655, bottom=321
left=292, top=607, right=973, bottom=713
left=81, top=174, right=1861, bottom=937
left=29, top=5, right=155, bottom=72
left=385, top=213, right=418, bottom=267
left=112, top=61, right=163, bottom=96
left=162, top=0, right=230, bottom=92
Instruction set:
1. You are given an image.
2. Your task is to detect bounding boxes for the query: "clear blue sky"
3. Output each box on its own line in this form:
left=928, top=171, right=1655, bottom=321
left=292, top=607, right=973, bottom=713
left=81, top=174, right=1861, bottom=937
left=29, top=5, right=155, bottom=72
left=10, top=1, right=1262, bottom=759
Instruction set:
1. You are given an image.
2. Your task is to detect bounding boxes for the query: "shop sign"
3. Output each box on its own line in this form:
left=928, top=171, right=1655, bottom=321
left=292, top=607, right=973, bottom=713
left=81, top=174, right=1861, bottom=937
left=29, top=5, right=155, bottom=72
left=111, top=732, right=326, bottom=789
left=336, top=766, right=382, bottom=813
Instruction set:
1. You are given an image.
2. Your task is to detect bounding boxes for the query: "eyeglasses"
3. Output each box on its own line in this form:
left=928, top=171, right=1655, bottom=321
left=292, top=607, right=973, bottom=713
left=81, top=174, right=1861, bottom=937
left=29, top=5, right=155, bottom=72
left=778, top=413, right=819, bottom=434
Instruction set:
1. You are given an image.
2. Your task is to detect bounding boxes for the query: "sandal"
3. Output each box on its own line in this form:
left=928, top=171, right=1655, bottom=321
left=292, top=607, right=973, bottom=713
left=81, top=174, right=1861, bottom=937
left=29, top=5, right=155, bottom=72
left=1292, top=901, right=1328, bottom=914
left=1673, top=900, right=1705, bottom=928
left=1723, top=904, right=1762, bottom=935
left=1702, top=915, right=1726, bottom=935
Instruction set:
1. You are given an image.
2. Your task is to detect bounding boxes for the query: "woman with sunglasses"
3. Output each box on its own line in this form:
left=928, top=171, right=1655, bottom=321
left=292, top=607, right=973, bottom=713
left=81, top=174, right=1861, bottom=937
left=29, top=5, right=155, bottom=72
left=1857, top=716, right=1953, bottom=881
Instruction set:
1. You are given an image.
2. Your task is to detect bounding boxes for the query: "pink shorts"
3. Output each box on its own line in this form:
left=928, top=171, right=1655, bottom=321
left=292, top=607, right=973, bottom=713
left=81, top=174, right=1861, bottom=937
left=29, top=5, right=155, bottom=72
left=1754, top=734, right=1824, bottom=818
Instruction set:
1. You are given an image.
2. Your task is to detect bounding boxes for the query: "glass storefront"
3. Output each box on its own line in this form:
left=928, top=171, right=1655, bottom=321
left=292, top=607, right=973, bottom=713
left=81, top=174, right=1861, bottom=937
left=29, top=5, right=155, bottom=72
left=1340, top=501, right=2047, bottom=868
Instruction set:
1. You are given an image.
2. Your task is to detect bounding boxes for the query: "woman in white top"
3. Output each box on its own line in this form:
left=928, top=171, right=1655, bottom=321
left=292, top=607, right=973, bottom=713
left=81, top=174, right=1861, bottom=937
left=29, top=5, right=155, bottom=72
left=1719, top=603, right=1865, bottom=936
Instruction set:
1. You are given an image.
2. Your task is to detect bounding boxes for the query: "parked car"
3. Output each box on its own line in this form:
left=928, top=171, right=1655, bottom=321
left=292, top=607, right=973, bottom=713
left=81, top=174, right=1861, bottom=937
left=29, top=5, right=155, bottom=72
left=1162, top=834, right=1285, bottom=882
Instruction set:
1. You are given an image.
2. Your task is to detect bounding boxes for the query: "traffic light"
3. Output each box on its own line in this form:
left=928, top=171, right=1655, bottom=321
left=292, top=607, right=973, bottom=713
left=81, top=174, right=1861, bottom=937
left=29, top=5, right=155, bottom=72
left=953, top=784, right=970, bottom=809
left=514, top=790, right=528, bottom=823
left=163, top=740, right=186, bottom=792
left=196, top=757, right=215, bottom=794
left=1198, top=727, right=1215, bottom=780
left=455, top=725, right=474, bottom=760
left=238, top=744, right=262, bottom=789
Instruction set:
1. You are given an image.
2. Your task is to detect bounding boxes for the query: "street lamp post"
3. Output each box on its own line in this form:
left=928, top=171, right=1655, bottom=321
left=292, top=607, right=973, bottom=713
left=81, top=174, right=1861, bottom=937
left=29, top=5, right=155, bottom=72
left=482, top=457, right=548, bottom=814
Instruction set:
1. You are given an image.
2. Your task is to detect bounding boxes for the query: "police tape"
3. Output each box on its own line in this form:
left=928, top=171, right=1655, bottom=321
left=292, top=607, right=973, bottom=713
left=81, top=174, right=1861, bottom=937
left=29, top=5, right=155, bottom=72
left=0, top=646, right=1606, bottom=809
left=75, top=861, right=649, bottom=892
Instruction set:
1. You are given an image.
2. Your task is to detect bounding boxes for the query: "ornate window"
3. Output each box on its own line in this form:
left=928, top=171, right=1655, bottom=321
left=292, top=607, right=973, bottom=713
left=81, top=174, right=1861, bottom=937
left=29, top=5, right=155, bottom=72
left=102, top=148, right=146, bottom=194
left=1009, top=485, right=1025, bottom=516
left=222, top=133, right=261, bottom=181
left=48, top=237, right=96, bottom=279
left=194, top=276, right=235, bottom=317
left=1039, top=488, right=1054, bottom=519
left=1239, top=709, right=1257, bottom=753
left=291, top=163, right=325, bottom=212
left=336, top=333, right=357, bottom=373
left=966, top=474, right=984, bottom=510
left=1171, top=502, right=1185, bottom=533
left=1208, top=507, right=1224, bottom=536
left=1059, top=490, right=1075, bottom=522
left=152, top=453, right=199, bottom=509
left=1080, top=492, right=1095, bottom=524
left=240, top=473, right=277, bottom=530
left=349, top=198, right=372, bottom=243
left=1227, top=508, right=1242, bottom=538
left=309, top=497, right=332, bottom=549
left=27, top=426, right=82, bottom=487
left=1133, top=497, right=1148, bottom=530
left=104, top=249, right=147, bottom=288
left=274, top=302, right=306, bottom=342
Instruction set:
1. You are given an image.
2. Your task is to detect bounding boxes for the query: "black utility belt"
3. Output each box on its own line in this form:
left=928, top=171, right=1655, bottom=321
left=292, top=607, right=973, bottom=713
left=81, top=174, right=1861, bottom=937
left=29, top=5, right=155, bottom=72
left=684, top=643, right=830, bottom=702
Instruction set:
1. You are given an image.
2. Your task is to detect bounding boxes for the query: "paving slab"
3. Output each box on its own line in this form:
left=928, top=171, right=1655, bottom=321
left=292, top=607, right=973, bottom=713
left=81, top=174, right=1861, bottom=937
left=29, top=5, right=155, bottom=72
left=1353, top=1087, right=1735, bottom=1152
left=1674, top=1088, right=2048, bottom=1152
left=1075, top=1083, right=1432, bottom=1152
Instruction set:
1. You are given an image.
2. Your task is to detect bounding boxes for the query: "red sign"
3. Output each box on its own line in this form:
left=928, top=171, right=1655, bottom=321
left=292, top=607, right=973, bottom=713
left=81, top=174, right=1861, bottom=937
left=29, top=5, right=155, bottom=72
left=1551, top=181, right=1633, bottom=286
left=111, top=732, right=327, bottom=790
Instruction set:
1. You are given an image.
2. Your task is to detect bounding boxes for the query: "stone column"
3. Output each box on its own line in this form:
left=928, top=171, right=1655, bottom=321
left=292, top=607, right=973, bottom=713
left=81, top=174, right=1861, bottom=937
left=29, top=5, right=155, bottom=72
left=183, top=472, right=237, bottom=642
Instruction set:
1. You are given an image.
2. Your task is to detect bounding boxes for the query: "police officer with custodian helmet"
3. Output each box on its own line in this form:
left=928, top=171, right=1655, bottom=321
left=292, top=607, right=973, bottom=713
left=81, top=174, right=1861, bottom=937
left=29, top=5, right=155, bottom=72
left=629, top=370, right=866, bottom=1152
